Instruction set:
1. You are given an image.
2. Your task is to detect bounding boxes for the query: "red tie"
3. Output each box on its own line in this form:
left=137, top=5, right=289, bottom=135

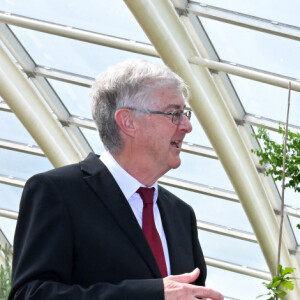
left=137, top=187, right=168, bottom=278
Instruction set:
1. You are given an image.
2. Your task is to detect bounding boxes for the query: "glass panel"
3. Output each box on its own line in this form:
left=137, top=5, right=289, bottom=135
left=80, top=128, right=105, bottom=155
left=230, top=76, right=300, bottom=126
left=276, top=182, right=300, bottom=208
left=0, top=0, right=150, bottom=43
left=184, top=113, right=212, bottom=147
left=0, top=148, right=52, bottom=180
left=167, top=152, right=234, bottom=191
left=192, top=0, right=300, bottom=27
left=289, top=216, right=300, bottom=244
left=200, top=18, right=300, bottom=78
left=285, top=188, right=300, bottom=208
left=0, top=111, right=37, bottom=145
left=206, top=266, right=266, bottom=300
left=10, top=26, right=161, bottom=78
left=0, top=183, right=22, bottom=212
left=0, top=217, right=16, bottom=245
left=48, top=80, right=92, bottom=119
left=199, top=230, right=268, bottom=271
left=161, top=184, right=252, bottom=232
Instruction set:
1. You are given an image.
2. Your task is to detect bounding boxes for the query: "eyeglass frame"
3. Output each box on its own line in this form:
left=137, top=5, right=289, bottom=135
left=121, top=107, right=192, bottom=125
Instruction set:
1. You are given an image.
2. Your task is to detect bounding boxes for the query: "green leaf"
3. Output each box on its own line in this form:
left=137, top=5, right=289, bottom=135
left=252, top=126, right=300, bottom=194
left=273, top=289, right=286, bottom=298
left=281, top=280, right=294, bottom=290
left=282, top=266, right=295, bottom=276
left=271, top=279, right=281, bottom=288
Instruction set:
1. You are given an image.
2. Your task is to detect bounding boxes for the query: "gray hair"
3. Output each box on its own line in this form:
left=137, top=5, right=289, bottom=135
left=90, top=59, right=189, bottom=154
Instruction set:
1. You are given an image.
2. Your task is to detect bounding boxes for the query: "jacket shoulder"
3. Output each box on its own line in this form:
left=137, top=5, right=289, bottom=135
left=158, top=184, right=193, bottom=211
left=26, top=152, right=101, bottom=184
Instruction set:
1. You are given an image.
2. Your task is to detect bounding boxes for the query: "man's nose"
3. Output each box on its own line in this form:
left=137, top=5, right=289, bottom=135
left=179, top=114, right=192, bottom=133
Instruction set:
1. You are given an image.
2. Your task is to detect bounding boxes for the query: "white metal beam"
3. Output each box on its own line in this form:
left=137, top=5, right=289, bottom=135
left=1, top=11, right=300, bottom=94
left=244, top=113, right=300, bottom=134
left=181, top=142, right=218, bottom=159
left=68, top=115, right=97, bottom=130
left=124, top=1, right=300, bottom=297
left=0, top=138, right=44, bottom=156
left=186, top=1, right=300, bottom=41
left=189, top=56, right=300, bottom=92
left=0, top=11, right=158, bottom=57
left=197, top=220, right=257, bottom=243
left=0, top=23, right=93, bottom=158
left=160, top=175, right=238, bottom=201
left=34, top=66, right=93, bottom=87
left=0, top=43, right=81, bottom=167
left=33, top=61, right=300, bottom=99
left=0, top=209, right=18, bottom=220
left=172, top=6, right=300, bottom=263
left=0, top=100, right=10, bottom=112
left=0, top=174, right=25, bottom=188
left=205, top=257, right=271, bottom=281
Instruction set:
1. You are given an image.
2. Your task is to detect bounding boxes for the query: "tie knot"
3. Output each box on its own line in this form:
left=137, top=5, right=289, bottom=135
left=137, top=187, right=155, bottom=204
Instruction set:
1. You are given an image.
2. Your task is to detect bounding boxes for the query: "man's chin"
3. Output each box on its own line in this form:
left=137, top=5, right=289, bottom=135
left=169, top=158, right=181, bottom=170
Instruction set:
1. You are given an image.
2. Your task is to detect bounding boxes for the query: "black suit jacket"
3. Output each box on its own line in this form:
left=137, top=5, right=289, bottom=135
left=9, top=153, right=206, bottom=299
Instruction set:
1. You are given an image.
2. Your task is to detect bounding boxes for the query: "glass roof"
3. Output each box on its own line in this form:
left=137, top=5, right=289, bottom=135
left=0, top=110, right=38, bottom=144
left=201, top=18, right=300, bottom=78
left=0, top=183, right=22, bottom=211
left=0, top=148, right=52, bottom=179
left=0, top=1, right=299, bottom=299
left=10, top=25, right=160, bottom=78
left=193, top=0, right=300, bottom=27
left=1, top=0, right=150, bottom=43
left=229, top=76, right=300, bottom=125
left=206, top=266, right=266, bottom=300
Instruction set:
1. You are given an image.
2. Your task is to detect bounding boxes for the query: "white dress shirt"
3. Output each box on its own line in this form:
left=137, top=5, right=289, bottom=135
left=100, top=150, right=171, bottom=275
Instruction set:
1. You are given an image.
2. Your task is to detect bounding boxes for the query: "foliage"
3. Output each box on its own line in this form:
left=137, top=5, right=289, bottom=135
left=0, top=244, right=12, bottom=300
left=252, top=125, right=300, bottom=193
left=252, top=125, right=300, bottom=299
left=257, top=265, right=298, bottom=299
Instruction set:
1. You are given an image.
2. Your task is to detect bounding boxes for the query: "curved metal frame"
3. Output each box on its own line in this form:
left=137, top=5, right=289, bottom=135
left=124, top=0, right=300, bottom=298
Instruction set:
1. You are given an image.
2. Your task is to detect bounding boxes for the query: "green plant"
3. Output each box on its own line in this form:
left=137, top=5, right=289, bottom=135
left=0, top=244, right=12, bottom=300
left=253, top=125, right=300, bottom=299
left=252, top=125, right=300, bottom=193
left=253, top=82, right=300, bottom=299
left=257, top=265, right=298, bottom=299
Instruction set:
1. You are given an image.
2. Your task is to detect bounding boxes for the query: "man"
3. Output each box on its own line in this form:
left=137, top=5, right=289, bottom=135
left=9, top=60, right=223, bottom=299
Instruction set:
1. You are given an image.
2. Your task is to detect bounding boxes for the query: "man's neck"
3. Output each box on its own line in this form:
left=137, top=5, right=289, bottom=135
left=112, top=152, right=164, bottom=187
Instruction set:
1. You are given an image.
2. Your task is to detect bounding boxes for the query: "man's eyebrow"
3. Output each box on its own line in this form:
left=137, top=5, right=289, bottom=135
left=162, top=104, right=186, bottom=110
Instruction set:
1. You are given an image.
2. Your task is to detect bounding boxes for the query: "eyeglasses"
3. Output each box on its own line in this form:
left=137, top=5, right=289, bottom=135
left=123, top=107, right=192, bottom=125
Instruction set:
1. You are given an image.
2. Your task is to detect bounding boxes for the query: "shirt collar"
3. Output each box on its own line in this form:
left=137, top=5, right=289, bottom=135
left=100, top=150, right=158, bottom=202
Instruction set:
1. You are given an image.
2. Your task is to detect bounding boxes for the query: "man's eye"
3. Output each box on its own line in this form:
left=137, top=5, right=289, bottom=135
left=174, top=111, right=182, bottom=117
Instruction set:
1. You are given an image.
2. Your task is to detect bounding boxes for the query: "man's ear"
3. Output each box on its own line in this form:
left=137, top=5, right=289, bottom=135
left=115, top=109, right=136, bottom=137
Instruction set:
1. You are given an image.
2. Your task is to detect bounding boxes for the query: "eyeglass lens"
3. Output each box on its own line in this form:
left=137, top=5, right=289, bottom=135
left=172, top=110, right=191, bottom=125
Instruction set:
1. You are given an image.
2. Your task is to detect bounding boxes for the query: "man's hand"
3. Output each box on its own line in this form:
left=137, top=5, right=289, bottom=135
left=163, top=268, right=224, bottom=300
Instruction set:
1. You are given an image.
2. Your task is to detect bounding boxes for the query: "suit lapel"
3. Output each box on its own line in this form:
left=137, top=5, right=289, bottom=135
left=80, top=153, right=161, bottom=278
left=157, top=186, right=186, bottom=275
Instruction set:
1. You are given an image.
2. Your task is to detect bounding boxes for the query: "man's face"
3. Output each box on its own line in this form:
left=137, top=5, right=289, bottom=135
left=135, top=88, right=192, bottom=176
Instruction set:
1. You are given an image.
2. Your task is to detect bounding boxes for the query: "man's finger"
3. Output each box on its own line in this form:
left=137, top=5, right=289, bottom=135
left=190, top=285, right=224, bottom=300
left=167, top=268, right=200, bottom=283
